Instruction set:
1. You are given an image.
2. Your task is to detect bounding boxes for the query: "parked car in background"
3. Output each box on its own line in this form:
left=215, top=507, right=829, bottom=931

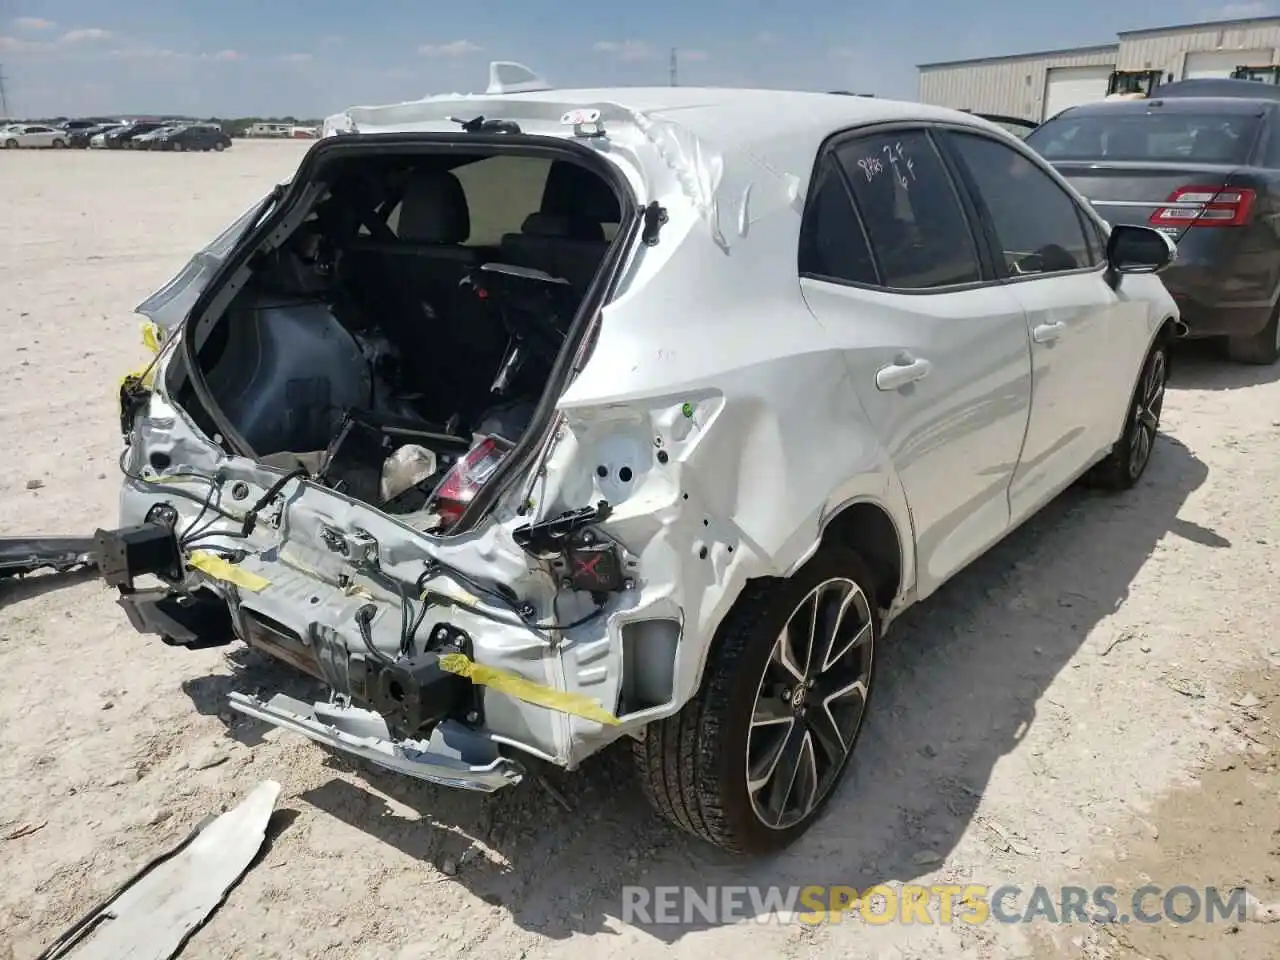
left=1155, top=77, right=1280, bottom=100
left=71, top=122, right=121, bottom=149
left=132, top=125, right=184, bottom=150
left=963, top=111, right=1038, bottom=138
left=104, top=121, right=169, bottom=149
left=1025, top=93, right=1280, bottom=364
left=153, top=123, right=232, bottom=152
left=106, top=80, right=1180, bottom=855
left=60, top=119, right=101, bottom=132
left=2, top=123, right=68, bottom=148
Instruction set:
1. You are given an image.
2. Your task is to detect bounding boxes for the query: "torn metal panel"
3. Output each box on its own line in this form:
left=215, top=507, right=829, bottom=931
left=39, top=780, right=281, bottom=960
left=0, top=537, right=97, bottom=578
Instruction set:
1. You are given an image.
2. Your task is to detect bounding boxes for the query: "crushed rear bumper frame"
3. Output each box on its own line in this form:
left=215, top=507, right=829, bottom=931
left=227, top=690, right=526, bottom=792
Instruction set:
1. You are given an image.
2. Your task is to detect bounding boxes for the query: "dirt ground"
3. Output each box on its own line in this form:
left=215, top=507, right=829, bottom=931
left=1, top=140, right=1278, bottom=960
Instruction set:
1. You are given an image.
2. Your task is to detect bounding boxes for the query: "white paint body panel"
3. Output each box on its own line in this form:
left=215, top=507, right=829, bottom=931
left=801, top=281, right=1032, bottom=598
left=123, top=83, right=1179, bottom=784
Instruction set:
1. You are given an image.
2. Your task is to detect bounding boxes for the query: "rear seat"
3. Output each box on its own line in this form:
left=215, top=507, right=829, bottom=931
left=498, top=160, right=620, bottom=295
left=342, top=169, right=509, bottom=414
left=342, top=169, right=480, bottom=316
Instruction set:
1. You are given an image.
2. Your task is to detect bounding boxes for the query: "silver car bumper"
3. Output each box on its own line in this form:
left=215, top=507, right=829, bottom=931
left=228, top=691, right=526, bottom=792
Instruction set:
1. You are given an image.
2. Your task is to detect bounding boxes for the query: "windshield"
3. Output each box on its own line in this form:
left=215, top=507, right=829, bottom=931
left=1027, top=112, right=1260, bottom=164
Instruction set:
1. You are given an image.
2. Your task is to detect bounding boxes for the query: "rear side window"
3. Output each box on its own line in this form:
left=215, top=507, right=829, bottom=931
left=946, top=132, right=1099, bottom=275
left=798, top=155, right=878, bottom=285
left=833, top=131, right=981, bottom=290
left=1027, top=112, right=1260, bottom=164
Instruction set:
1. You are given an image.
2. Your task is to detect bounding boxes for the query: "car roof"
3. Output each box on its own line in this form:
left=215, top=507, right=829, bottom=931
left=1155, top=77, right=1280, bottom=100
left=1051, top=96, right=1272, bottom=119
left=336, top=86, right=1003, bottom=181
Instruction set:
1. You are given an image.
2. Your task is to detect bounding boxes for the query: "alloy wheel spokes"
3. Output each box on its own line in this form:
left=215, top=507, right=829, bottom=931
left=1130, top=352, right=1165, bottom=477
left=747, top=577, right=875, bottom=830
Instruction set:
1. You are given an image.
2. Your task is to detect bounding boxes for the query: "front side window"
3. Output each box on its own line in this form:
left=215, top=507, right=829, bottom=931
left=833, top=130, right=982, bottom=290
left=946, top=131, right=1098, bottom=276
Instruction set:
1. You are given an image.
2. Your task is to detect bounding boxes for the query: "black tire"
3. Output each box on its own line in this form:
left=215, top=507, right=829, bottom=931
left=1225, top=302, right=1280, bottom=365
left=4, top=139, right=16, bottom=149
left=1087, top=338, right=1168, bottom=491
left=51, top=138, right=65, bottom=149
left=633, top=547, right=879, bottom=854
left=213, top=141, right=226, bottom=152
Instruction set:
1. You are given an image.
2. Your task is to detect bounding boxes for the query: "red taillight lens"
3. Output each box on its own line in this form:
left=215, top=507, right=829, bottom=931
left=430, top=436, right=512, bottom=529
left=1149, top=185, right=1256, bottom=228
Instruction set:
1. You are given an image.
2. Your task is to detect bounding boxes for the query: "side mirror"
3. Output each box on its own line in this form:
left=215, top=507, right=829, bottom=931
left=1106, top=224, right=1177, bottom=277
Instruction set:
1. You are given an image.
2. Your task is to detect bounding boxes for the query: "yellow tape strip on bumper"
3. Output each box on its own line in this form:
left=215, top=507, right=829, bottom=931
left=187, top=550, right=270, bottom=592
left=438, top=653, right=620, bottom=726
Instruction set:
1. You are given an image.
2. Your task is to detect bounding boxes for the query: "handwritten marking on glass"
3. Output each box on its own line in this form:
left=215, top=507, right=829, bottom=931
left=857, top=155, right=884, bottom=181
left=882, top=140, right=916, bottom=189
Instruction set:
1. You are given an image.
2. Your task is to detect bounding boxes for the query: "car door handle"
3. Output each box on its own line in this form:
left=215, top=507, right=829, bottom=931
left=1032, top=321, right=1066, bottom=344
left=875, top=356, right=932, bottom=391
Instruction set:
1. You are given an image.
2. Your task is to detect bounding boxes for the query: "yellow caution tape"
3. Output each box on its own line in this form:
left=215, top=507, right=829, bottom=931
left=120, top=321, right=163, bottom=390
left=140, top=320, right=162, bottom=355
left=187, top=550, right=271, bottom=592
left=438, top=653, right=620, bottom=726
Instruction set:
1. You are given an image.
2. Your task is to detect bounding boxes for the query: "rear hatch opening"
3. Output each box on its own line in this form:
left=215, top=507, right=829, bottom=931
left=162, top=133, right=640, bottom=537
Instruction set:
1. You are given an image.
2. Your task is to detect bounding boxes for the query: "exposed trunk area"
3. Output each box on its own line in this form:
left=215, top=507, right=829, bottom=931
left=168, top=142, right=627, bottom=532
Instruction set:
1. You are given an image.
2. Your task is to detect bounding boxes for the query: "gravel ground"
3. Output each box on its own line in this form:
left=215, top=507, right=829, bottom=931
left=1, top=140, right=1278, bottom=960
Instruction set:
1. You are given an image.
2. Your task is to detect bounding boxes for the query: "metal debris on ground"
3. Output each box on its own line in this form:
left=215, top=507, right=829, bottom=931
left=3, top=820, right=47, bottom=840
left=33, top=780, right=282, bottom=960
left=0, top=536, right=97, bottom=579
left=1165, top=676, right=1207, bottom=698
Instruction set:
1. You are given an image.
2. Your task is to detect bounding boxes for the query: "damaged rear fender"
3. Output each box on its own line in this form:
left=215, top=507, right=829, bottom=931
left=535, top=366, right=913, bottom=736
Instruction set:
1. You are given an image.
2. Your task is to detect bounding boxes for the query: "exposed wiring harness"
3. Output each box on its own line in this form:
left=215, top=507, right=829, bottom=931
left=119, top=449, right=606, bottom=655
left=414, top=559, right=609, bottom=634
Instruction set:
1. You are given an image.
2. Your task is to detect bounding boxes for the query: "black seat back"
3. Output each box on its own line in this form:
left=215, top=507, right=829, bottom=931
left=498, top=161, right=620, bottom=295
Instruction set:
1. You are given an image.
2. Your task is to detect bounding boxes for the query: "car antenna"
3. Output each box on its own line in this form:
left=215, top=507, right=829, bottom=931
left=1168, top=184, right=1232, bottom=248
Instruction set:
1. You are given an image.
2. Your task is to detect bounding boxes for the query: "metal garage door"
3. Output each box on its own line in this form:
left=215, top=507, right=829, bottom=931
left=1043, top=65, right=1114, bottom=121
left=1184, top=49, right=1273, bottom=79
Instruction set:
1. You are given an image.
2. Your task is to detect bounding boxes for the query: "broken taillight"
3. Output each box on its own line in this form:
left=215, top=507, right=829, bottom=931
left=430, top=436, right=512, bottom=530
left=1149, top=186, right=1256, bottom=228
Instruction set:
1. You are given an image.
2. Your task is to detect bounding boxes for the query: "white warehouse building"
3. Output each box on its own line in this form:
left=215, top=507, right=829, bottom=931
left=918, top=15, right=1280, bottom=122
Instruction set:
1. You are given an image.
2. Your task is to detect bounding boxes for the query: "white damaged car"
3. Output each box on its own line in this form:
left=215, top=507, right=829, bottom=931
left=103, top=65, right=1180, bottom=854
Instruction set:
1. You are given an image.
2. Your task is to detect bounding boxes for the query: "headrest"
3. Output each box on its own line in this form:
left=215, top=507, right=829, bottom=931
left=397, top=170, right=470, bottom=243
left=540, top=160, right=621, bottom=224
left=519, top=212, right=606, bottom=242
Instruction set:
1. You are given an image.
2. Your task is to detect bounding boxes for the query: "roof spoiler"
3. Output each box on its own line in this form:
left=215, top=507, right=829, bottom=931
left=486, top=61, right=553, bottom=94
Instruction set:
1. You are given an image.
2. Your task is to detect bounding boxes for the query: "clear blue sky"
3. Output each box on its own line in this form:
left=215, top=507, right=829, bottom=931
left=0, top=0, right=1271, bottom=118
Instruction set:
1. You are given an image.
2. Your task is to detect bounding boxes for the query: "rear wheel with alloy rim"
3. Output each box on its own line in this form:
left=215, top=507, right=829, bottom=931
left=634, top=547, right=877, bottom=853
left=1088, top=339, right=1167, bottom=490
